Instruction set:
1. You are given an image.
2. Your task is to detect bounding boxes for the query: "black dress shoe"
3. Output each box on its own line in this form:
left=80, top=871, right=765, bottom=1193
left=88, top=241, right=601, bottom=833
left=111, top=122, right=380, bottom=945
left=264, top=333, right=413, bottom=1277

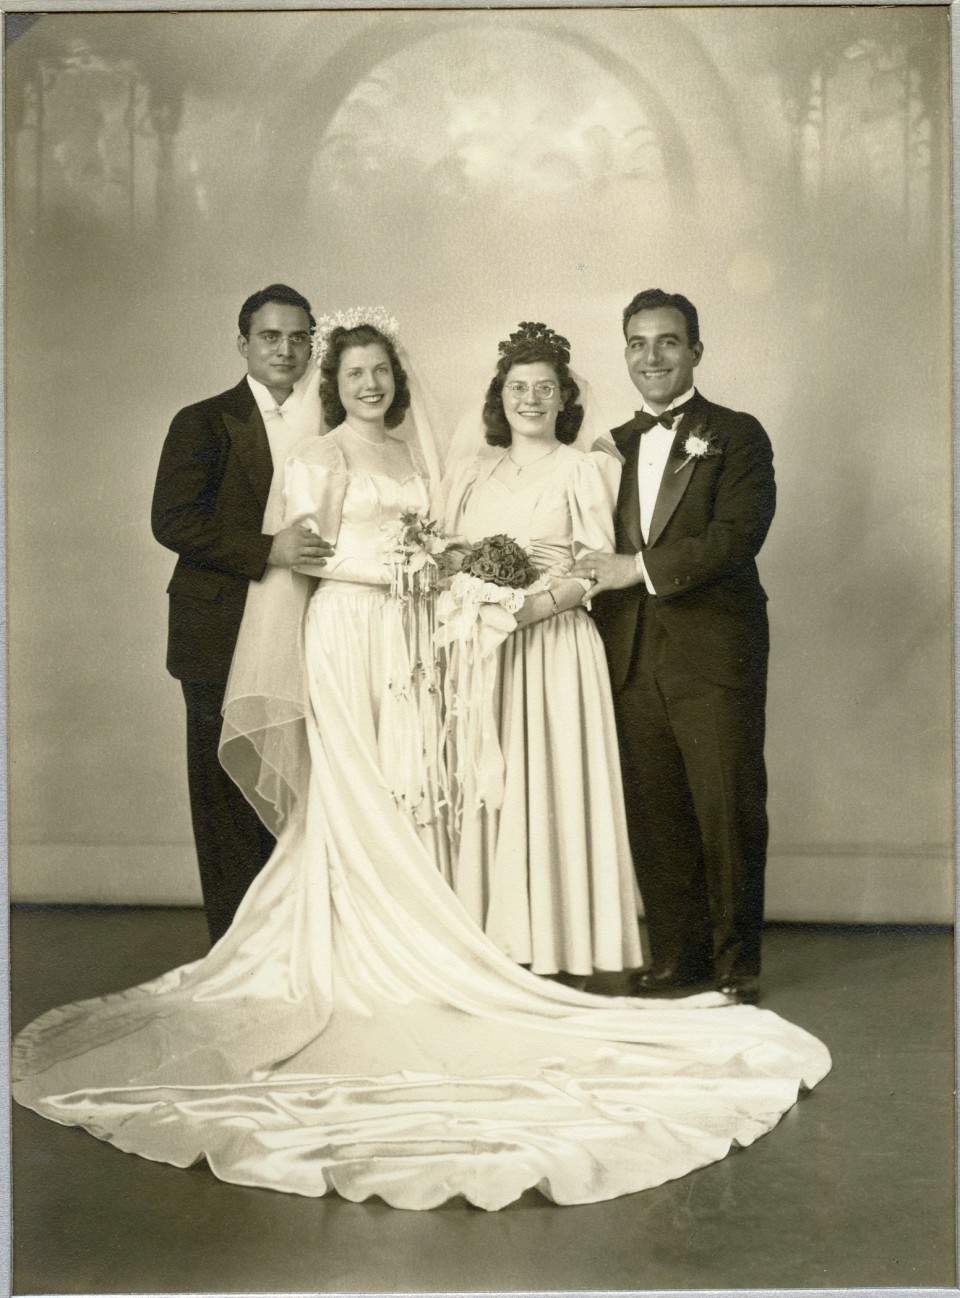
left=629, top=966, right=716, bottom=998
left=717, top=978, right=761, bottom=1005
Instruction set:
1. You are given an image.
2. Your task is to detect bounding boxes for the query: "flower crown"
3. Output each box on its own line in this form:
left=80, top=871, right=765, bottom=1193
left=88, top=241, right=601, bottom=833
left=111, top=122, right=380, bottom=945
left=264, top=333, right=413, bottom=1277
left=313, top=306, right=400, bottom=365
left=498, top=321, right=571, bottom=367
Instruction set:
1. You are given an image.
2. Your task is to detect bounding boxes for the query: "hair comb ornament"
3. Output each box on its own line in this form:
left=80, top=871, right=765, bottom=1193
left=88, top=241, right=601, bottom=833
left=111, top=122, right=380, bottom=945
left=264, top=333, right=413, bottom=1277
left=313, top=307, right=401, bottom=365
left=498, top=322, right=571, bottom=366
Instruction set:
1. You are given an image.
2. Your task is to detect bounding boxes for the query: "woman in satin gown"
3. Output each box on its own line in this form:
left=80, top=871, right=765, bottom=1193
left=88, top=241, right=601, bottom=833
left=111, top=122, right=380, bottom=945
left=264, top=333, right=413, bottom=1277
left=443, top=323, right=642, bottom=978
left=12, top=316, right=830, bottom=1210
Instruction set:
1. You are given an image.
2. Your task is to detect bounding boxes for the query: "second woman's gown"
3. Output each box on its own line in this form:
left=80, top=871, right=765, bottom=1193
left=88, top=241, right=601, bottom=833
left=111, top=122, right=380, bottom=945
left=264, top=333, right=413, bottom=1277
left=443, top=445, right=642, bottom=975
left=13, top=438, right=831, bottom=1211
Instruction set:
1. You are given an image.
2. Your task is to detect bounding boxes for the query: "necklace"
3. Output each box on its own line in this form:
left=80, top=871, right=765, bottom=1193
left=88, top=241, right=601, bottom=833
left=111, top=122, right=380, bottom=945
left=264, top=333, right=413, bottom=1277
left=507, top=444, right=560, bottom=475
left=344, top=420, right=387, bottom=446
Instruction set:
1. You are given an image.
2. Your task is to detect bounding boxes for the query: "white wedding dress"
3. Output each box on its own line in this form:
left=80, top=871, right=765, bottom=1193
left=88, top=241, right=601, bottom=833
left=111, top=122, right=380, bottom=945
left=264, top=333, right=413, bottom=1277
left=13, top=434, right=831, bottom=1210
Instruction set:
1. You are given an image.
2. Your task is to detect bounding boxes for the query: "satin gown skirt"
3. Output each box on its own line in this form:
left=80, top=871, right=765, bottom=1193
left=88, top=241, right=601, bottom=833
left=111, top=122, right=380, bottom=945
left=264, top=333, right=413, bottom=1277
left=454, top=606, right=642, bottom=975
left=12, top=577, right=831, bottom=1209
left=443, top=447, right=644, bottom=975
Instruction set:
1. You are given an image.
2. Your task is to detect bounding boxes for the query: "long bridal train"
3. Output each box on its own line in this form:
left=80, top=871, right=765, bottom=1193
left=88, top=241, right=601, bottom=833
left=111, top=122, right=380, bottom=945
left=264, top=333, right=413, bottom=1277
left=12, top=436, right=831, bottom=1211
left=12, top=803, right=830, bottom=1210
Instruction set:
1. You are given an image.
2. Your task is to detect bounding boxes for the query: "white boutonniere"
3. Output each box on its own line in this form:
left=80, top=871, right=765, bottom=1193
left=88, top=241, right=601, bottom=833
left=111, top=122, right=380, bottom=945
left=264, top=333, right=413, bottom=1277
left=674, top=432, right=721, bottom=474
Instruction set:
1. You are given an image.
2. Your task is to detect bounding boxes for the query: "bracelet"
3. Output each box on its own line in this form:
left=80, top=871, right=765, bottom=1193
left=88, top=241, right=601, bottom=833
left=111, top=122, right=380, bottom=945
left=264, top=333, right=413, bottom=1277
left=546, top=589, right=561, bottom=616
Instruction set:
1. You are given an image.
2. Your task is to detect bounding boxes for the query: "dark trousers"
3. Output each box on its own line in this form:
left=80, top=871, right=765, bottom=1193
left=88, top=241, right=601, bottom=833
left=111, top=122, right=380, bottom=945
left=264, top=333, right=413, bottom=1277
left=614, top=614, right=768, bottom=983
left=181, top=680, right=276, bottom=945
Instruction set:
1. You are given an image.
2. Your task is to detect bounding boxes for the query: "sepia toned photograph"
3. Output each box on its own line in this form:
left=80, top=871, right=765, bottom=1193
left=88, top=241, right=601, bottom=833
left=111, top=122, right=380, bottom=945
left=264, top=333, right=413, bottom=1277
left=4, top=1, right=954, bottom=1294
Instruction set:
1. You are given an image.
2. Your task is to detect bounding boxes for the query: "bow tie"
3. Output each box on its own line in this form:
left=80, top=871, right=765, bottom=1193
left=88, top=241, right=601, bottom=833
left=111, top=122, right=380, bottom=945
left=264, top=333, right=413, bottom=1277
left=635, top=401, right=692, bottom=433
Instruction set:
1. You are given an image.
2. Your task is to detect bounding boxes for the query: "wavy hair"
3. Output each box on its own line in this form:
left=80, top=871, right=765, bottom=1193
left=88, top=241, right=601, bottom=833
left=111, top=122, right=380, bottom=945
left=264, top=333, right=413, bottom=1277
left=238, top=284, right=315, bottom=338
left=318, top=325, right=411, bottom=431
left=621, top=289, right=700, bottom=347
left=482, top=334, right=583, bottom=448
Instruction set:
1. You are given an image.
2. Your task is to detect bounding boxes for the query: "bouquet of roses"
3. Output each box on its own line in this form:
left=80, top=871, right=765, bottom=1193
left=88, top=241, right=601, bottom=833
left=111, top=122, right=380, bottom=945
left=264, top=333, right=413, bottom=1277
left=436, top=531, right=543, bottom=647
left=452, top=533, right=542, bottom=615
left=436, top=535, right=544, bottom=826
left=459, top=534, right=540, bottom=603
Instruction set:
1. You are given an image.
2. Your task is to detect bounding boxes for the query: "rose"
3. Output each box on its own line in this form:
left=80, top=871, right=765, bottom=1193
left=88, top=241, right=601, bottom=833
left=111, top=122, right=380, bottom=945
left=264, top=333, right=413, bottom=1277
left=461, top=535, right=539, bottom=588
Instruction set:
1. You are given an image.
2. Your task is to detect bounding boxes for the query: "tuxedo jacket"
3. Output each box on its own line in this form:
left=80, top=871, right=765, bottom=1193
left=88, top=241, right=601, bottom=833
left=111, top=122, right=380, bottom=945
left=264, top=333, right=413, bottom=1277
left=593, top=391, right=776, bottom=694
left=152, top=377, right=275, bottom=683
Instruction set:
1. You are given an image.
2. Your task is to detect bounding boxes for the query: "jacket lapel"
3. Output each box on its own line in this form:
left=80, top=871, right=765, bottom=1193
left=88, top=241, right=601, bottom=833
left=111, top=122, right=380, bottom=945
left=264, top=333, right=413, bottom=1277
left=221, top=379, right=273, bottom=506
left=613, top=420, right=644, bottom=552
left=647, top=396, right=710, bottom=548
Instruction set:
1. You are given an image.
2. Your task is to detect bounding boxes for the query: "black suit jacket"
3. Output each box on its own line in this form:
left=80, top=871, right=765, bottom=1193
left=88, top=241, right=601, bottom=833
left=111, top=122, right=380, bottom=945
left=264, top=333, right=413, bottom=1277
left=152, top=377, right=274, bottom=683
left=593, top=391, right=776, bottom=693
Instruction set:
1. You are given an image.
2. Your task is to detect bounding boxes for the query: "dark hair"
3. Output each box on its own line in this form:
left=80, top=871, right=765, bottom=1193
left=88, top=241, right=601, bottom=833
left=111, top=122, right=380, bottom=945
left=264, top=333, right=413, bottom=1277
left=238, top=284, right=315, bottom=338
left=318, top=324, right=411, bottom=431
left=621, top=289, right=700, bottom=347
left=482, top=335, right=584, bottom=448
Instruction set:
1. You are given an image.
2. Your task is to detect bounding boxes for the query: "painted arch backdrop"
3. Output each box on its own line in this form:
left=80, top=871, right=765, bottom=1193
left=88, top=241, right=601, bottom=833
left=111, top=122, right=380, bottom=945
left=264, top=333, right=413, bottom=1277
left=5, top=7, right=952, bottom=920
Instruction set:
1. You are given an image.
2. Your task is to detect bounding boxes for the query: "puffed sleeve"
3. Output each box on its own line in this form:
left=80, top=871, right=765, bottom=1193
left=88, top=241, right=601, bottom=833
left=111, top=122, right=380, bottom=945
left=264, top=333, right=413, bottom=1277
left=283, top=435, right=347, bottom=541
left=440, top=456, right=483, bottom=538
left=284, top=434, right=394, bottom=587
left=567, top=448, right=621, bottom=560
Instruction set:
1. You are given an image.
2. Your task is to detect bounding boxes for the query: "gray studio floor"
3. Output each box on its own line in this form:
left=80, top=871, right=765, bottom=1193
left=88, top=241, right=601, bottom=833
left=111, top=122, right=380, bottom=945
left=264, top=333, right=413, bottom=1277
left=9, top=907, right=957, bottom=1294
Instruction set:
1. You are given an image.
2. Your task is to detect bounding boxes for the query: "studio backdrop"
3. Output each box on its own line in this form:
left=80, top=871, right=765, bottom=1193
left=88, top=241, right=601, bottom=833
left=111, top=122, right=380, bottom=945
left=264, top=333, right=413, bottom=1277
left=5, top=6, right=952, bottom=921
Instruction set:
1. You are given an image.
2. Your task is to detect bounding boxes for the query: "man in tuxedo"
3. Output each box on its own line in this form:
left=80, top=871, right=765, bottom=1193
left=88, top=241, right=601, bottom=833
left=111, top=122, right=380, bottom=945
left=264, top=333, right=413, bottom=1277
left=574, top=289, right=775, bottom=1002
left=152, top=284, right=332, bottom=944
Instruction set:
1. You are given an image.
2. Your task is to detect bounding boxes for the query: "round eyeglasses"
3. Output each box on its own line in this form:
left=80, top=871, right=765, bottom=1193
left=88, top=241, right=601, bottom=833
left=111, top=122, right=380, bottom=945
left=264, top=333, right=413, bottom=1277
left=504, top=381, right=558, bottom=400
left=253, top=330, right=313, bottom=349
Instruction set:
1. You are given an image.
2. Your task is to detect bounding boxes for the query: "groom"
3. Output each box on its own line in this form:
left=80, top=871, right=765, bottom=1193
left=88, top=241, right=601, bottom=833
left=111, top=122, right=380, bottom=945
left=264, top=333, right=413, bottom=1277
left=152, top=284, right=332, bottom=944
left=574, top=289, right=776, bottom=1003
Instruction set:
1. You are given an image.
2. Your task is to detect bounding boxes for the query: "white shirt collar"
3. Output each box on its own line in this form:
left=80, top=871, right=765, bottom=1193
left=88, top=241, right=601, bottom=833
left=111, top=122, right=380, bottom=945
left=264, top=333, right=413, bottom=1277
left=640, top=385, right=697, bottom=418
left=246, top=373, right=304, bottom=418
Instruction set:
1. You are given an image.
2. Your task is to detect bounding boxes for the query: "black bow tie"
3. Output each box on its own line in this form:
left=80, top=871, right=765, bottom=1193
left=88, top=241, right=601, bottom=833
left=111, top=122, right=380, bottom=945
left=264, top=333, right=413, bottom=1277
left=635, top=401, right=692, bottom=433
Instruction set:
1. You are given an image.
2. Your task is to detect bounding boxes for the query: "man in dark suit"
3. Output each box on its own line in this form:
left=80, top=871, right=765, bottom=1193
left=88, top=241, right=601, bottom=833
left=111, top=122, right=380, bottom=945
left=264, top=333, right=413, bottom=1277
left=574, top=289, right=775, bottom=1002
left=152, top=284, right=332, bottom=943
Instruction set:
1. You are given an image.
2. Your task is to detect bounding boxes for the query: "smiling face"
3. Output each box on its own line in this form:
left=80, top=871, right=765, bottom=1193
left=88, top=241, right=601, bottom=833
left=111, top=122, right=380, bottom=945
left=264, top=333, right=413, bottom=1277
left=624, top=306, right=703, bottom=412
left=500, top=362, right=563, bottom=444
left=337, top=342, right=396, bottom=429
left=238, top=302, right=312, bottom=402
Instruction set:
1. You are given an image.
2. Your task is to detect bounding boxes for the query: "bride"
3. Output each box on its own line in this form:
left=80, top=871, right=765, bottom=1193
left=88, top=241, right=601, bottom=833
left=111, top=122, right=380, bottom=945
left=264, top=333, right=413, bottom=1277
left=12, top=310, right=830, bottom=1211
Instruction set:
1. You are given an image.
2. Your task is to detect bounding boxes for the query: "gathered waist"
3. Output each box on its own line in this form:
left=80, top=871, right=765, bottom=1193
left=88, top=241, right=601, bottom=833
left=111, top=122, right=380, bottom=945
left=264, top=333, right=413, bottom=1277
left=313, top=580, right=390, bottom=599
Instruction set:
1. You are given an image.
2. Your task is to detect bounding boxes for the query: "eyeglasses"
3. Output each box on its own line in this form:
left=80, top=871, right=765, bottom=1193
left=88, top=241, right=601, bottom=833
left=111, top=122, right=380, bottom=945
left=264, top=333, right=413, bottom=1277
left=504, top=381, right=558, bottom=400
left=253, top=331, right=312, bottom=348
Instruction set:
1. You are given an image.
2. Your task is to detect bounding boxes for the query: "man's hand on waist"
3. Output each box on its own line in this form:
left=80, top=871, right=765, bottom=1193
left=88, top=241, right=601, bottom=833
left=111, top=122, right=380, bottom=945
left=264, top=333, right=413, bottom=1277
left=267, top=524, right=334, bottom=569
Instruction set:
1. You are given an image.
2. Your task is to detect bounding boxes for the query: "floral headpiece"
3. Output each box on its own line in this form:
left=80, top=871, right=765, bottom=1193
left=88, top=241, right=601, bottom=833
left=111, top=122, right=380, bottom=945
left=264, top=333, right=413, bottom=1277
left=313, top=306, right=400, bottom=365
left=498, top=321, right=571, bottom=367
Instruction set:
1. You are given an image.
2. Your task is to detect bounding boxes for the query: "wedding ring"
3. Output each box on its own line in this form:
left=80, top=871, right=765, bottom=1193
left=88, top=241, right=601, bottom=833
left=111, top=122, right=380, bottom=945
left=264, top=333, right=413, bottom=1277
left=590, top=568, right=596, bottom=579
